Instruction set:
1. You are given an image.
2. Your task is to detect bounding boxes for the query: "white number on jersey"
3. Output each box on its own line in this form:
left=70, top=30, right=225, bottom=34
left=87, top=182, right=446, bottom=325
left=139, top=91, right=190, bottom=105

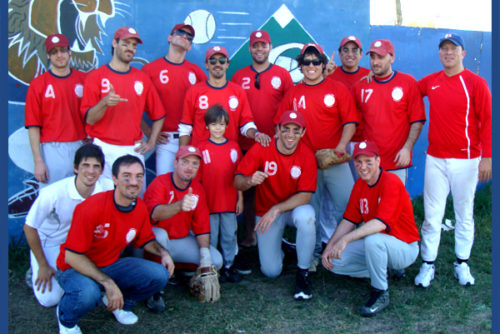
left=44, top=84, right=55, bottom=99
left=202, top=149, right=211, bottom=164
left=264, top=161, right=278, bottom=176
left=297, top=95, right=306, bottom=109
left=159, top=70, right=169, bottom=84
left=361, top=89, right=373, bottom=103
left=241, top=77, right=251, bottom=90
left=359, top=198, right=369, bottom=214
left=168, top=191, right=175, bottom=204
left=198, top=95, right=209, bottom=109
left=101, top=78, right=111, bottom=94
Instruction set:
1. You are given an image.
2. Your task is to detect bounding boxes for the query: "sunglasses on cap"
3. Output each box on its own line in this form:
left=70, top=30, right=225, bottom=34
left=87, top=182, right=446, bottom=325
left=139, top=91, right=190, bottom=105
left=174, top=29, right=194, bottom=42
left=208, top=57, right=228, bottom=65
left=301, top=59, right=322, bottom=66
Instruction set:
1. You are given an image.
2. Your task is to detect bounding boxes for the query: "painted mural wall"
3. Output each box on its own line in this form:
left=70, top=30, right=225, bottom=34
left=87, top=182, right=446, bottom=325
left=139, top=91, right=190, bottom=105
left=7, top=0, right=492, bottom=242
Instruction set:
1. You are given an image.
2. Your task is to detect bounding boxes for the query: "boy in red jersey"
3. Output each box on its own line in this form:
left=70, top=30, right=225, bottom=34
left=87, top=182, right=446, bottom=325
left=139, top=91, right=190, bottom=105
left=322, top=141, right=419, bottom=317
left=414, top=33, right=492, bottom=288
left=25, top=34, right=87, bottom=186
left=235, top=110, right=317, bottom=301
left=197, top=105, right=243, bottom=282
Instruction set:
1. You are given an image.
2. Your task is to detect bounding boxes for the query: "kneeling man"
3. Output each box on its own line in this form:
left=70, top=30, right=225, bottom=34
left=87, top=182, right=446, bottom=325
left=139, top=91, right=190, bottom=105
left=321, top=141, right=419, bottom=317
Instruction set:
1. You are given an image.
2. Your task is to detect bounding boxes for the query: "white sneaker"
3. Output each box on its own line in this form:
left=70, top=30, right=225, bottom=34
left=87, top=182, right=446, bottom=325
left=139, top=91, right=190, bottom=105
left=56, top=305, right=83, bottom=334
left=454, top=262, right=475, bottom=286
left=414, top=262, right=435, bottom=288
left=102, top=295, right=138, bottom=325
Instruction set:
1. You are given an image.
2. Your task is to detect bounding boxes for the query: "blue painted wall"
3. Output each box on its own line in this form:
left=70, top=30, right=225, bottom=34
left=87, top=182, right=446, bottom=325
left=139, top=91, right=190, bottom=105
left=8, top=0, right=491, bottom=242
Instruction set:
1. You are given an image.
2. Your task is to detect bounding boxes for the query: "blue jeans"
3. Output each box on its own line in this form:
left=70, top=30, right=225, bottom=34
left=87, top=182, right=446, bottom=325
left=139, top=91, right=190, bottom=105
left=57, top=257, right=168, bottom=328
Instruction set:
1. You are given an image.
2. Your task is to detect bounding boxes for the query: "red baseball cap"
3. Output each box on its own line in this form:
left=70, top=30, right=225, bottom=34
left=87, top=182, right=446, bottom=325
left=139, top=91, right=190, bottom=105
left=45, top=34, right=70, bottom=53
left=279, top=110, right=306, bottom=128
left=250, top=30, right=271, bottom=45
left=176, top=145, right=202, bottom=160
left=366, top=39, right=394, bottom=56
left=114, top=27, right=143, bottom=44
left=339, top=35, right=362, bottom=49
left=300, top=43, right=324, bottom=56
left=205, top=46, right=229, bottom=61
left=171, top=23, right=195, bottom=37
left=353, top=141, right=379, bottom=158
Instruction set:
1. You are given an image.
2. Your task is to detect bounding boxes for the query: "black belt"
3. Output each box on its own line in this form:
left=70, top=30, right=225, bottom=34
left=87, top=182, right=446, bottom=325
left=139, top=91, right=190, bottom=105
left=173, top=133, right=179, bottom=139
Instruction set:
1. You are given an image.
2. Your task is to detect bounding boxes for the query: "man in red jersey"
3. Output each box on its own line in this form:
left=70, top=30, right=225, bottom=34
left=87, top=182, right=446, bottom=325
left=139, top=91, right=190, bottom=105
left=178, top=45, right=271, bottom=147
left=235, top=110, right=317, bottom=301
left=81, top=27, right=165, bottom=190
left=322, top=141, right=419, bottom=317
left=232, top=30, right=294, bottom=249
left=351, top=39, right=426, bottom=185
left=55, top=155, right=174, bottom=334
left=25, top=34, right=87, bottom=186
left=276, top=43, right=358, bottom=268
left=142, top=23, right=207, bottom=175
left=414, top=33, right=492, bottom=288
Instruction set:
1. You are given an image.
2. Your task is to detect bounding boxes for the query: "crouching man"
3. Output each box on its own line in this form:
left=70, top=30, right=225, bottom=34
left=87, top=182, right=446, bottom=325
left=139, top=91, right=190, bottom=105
left=55, top=155, right=174, bottom=334
left=321, top=141, right=419, bottom=317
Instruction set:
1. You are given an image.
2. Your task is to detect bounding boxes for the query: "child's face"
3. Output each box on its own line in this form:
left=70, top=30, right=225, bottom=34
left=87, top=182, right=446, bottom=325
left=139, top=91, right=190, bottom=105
left=207, top=119, right=227, bottom=140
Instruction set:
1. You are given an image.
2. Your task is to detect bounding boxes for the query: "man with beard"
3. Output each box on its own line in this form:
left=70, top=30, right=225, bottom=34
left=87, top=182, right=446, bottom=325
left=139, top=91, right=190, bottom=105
left=232, top=30, right=294, bottom=249
left=351, top=39, right=426, bottom=185
left=56, top=155, right=174, bottom=333
left=234, top=110, right=317, bottom=300
left=143, top=145, right=223, bottom=310
left=142, top=23, right=207, bottom=175
left=81, top=27, right=165, bottom=191
left=25, top=34, right=87, bottom=186
left=179, top=45, right=270, bottom=147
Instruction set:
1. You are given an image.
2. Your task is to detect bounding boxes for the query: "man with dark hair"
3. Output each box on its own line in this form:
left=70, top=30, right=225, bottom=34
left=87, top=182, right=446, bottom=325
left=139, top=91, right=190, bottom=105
left=56, top=155, right=174, bottom=333
left=81, top=27, right=165, bottom=191
left=277, top=43, right=358, bottom=270
left=415, top=33, right=492, bottom=288
left=322, top=141, right=419, bottom=317
left=232, top=30, right=294, bottom=249
left=25, top=33, right=87, bottom=186
left=142, top=23, right=207, bottom=175
left=24, top=143, right=113, bottom=308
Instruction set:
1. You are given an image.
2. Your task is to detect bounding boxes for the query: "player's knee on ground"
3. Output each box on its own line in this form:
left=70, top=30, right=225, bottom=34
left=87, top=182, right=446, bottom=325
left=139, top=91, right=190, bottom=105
left=35, top=287, right=63, bottom=307
left=260, top=261, right=283, bottom=278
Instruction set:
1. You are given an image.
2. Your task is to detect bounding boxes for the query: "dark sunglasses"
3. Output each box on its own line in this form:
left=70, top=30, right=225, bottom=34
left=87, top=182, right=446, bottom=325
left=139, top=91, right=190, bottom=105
left=208, top=57, right=228, bottom=65
left=174, top=29, right=194, bottom=41
left=254, top=73, right=261, bottom=89
left=301, top=59, right=322, bottom=66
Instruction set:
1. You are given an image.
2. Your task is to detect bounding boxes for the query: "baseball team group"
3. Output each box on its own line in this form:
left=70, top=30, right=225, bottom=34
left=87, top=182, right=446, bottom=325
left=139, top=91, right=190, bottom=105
left=21, top=20, right=491, bottom=333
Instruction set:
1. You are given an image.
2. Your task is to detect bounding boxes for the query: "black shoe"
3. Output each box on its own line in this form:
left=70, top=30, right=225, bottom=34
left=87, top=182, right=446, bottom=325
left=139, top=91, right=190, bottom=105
left=233, top=255, right=252, bottom=275
left=293, top=269, right=312, bottom=300
left=360, top=288, right=390, bottom=317
left=146, top=292, right=165, bottom=313
left=389, top=268, right=406, bottom=280
left=220, top=266, right=242, bottom=283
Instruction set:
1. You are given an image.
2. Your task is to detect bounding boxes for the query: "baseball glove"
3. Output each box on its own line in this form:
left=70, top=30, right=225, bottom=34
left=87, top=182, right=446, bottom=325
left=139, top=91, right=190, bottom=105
left=189, top=265, right=220, bottom=303
left=315, top=149, right=351, bottom=169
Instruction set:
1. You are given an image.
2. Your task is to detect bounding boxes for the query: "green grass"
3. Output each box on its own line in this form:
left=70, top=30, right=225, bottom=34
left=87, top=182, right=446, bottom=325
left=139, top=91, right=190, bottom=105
left=8, top=185, right=491, bottom=333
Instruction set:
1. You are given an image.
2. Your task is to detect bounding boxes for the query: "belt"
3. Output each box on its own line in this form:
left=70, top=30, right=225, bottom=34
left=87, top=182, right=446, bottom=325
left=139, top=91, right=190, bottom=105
left=164, top=132, right=179, bottom=139
left=173, top=133, right=179, bottom=139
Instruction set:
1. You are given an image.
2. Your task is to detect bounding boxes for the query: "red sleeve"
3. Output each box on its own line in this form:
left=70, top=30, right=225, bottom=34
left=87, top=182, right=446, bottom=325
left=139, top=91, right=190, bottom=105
left=24, top=78, right=43, bottom=127
left=80, top=70, right=102, bottom=121
left=474, top=77, right=492, bottom=157
left=143, top=77, right=166, bottom=121
left=418, top=75, right=429, bottom=97
left=235, top=143, right=261, bottom=177
left=191, top=185, right=211, bottom=235
left=63, top=201, right=96, bottom=254
left=282, top=70, right=294, bottom=93
left=194, top=66, right=208, bottom=82
left=131, top=202, right=156, bottom=248
left=343, top=181, right=362, bottom=224
left=296, top=145, right=317, bottom=192
left=374, top=177, right=404, bottom=226
left=407, top=77, right=426, bottom=123
left=180, top=85, right=196, bottom=126
left=143, top=176, right=168, bottom=223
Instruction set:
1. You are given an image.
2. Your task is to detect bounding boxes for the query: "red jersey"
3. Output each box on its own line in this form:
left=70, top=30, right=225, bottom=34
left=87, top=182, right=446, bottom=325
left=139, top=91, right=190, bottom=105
left=25, top=69, right=87, bottom=142
left=142, top=58, right=207, bottom=132
left=143, top=173, right=210, bottom=239
left=235, top=140, right=317, bottom=216
left=80, top=65, right=166, bottom=145
left=276, top=79, right=358, bottom=151
left=327, top=66, right=371, bottom=142
left=197, top=139, right=241, bottom=213
left=180, top=81, right=255, bottom=146
left=352, top=71, right=426, bottom=170
left=419, top=69, right=491, bottom=159
left=344, top=169, right=420, bottom=244
left=56, top=191, right=155, bottom=271
left=232, top=64, right=294, bottom=150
